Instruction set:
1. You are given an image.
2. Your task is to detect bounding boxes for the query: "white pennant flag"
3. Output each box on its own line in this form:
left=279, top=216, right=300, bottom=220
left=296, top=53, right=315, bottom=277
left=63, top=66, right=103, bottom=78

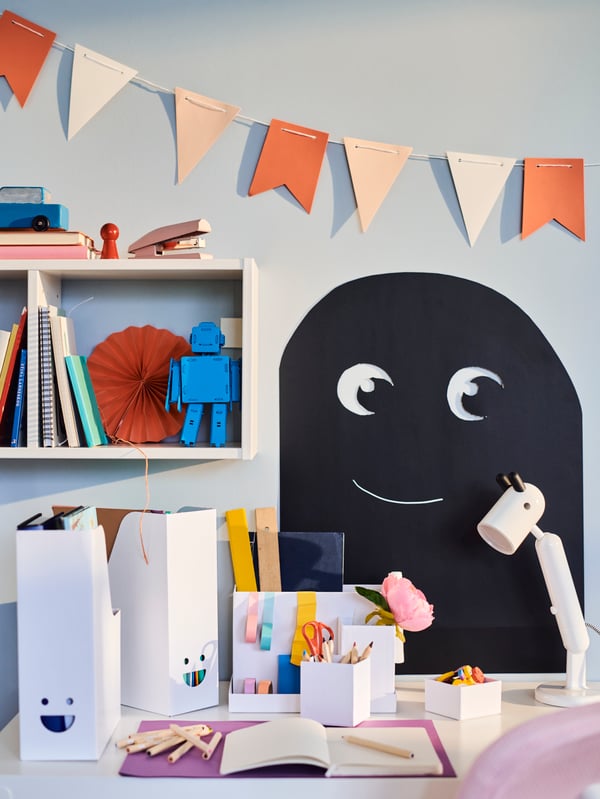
left=344, top=137, right=412, bottom=232
left=68, top=44, right=138, bottom=140
left=447, top=151, right=516, bottom=246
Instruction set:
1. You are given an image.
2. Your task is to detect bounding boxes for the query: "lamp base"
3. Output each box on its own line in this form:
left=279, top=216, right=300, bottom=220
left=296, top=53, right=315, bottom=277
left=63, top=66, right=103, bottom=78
left=535, top=682, right=600, bottom=708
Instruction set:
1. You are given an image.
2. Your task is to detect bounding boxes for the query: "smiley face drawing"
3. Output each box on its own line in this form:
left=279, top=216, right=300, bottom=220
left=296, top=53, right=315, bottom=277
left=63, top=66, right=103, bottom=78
left=280, top=273, right=583, bottom=673
left=39, top=696, right=75, bottom=732
left=183, top=653, right=206, bottom=687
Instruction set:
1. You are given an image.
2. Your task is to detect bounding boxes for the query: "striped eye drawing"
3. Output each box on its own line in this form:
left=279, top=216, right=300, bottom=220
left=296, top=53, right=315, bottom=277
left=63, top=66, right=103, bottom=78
left=447, top=366, right=503, bottom=421
left=337, top=363, right=394, bottom=416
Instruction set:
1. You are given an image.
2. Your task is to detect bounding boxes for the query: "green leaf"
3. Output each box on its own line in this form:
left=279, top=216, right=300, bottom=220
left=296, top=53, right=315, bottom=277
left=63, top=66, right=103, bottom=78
left=354, top=586, right=390, bottom=613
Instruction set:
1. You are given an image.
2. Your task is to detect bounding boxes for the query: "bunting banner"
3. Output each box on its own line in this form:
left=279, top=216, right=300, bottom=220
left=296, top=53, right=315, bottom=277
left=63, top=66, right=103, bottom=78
left=447, top=151, right=517, bottom=246
left=521, top=158, right=585, bottom=240
left=0, top=10, right=593, bottom=245
left=68, top=44, right=138, bottom=140
left=0, top=10, right=55, bottom=107
left=175, top=87, right=240, bottom=184
left=248, top=119, right=329, bottom=213
left=343, top=137, right=412, bottom=232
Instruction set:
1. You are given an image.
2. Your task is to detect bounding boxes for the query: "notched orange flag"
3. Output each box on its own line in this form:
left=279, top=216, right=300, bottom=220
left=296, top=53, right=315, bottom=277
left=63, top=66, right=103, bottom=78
left=249, top=119, right=329, bottom=213
left=0, top=10, right=56, bottom=107
left=522, top=158, right=585, bottom=240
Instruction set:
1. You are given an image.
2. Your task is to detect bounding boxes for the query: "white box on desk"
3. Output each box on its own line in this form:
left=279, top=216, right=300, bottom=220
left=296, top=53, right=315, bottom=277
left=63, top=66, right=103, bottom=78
left=16, top=526, right=120, bottom=760
left=300, top=657, right=371, bottom=727
left=107, top=508, right=218, bottom=716
left=339, top=624, right=398, bottom=712
left=425, top=677, right=502, bottom=719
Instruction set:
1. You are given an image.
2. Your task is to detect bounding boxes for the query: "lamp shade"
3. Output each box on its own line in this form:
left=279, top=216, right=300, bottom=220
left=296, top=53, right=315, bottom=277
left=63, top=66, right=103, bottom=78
left=477, top=483, right=545, bottom=554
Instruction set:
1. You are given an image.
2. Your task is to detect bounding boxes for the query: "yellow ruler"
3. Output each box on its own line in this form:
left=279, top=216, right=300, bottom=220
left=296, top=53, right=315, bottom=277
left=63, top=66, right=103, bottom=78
left=225, top=508, right=257, bottom=591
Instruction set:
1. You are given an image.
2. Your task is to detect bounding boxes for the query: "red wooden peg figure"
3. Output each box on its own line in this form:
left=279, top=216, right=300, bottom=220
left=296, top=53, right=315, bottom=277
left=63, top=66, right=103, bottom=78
left=100, top=222, right=120, bottom=259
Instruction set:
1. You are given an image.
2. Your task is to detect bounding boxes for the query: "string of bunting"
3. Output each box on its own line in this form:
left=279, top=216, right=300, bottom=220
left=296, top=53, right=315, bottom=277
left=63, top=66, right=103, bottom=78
left=0, top=8, right=597, bottom=243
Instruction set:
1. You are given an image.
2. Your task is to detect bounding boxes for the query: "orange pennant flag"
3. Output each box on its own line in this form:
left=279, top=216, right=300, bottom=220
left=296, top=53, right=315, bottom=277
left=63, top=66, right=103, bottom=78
left=344, top=137, right=412, bottom=231
left=522, top=158, right=585, bottom=240
left=249, top=119, right=329, bottom=213
left=0, top=10, right=56, bottom=107
left=175, top=87, right=240, bottom=183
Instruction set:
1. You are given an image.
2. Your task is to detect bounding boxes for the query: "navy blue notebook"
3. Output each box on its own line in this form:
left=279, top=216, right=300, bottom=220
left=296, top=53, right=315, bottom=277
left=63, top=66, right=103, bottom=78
left=252, top=531, right=345, bottom=592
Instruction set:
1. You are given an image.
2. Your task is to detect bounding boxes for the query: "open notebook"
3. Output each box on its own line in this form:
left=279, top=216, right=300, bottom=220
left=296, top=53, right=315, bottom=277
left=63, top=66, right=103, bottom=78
left=119, top=718, right=453, bottom=779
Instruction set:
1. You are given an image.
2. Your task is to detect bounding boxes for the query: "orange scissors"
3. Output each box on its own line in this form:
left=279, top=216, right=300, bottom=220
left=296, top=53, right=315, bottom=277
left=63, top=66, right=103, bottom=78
left=302, top=620, right=335, bottom=661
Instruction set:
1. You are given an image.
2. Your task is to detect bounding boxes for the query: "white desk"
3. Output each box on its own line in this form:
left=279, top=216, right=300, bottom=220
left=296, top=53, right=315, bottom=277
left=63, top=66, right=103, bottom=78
left=0, top=679, right=561, bottom=799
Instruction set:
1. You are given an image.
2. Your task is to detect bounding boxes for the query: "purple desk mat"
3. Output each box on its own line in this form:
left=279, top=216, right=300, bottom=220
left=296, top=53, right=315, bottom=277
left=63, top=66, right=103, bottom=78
left=119, top=718, right=456, bottom=779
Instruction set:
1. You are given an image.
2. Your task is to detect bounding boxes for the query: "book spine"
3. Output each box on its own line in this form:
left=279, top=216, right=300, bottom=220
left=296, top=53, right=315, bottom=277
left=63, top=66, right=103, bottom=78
left=10, top=349, right=27, bottom=447
left=0, top=244, right=93, bottom=259
left=0, top=308, right=27, bottom=426
left=39, top=307, right=55, bottom=447
left=65, top=356, right=102, bottom=446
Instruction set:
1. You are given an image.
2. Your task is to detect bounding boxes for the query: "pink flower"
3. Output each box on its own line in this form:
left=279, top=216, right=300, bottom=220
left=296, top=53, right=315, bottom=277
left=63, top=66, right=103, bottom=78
left=381, top=572, right=434, bottom=632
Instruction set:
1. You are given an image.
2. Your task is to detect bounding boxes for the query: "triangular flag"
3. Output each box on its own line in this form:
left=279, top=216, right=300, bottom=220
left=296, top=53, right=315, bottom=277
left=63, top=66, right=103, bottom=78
left=249, top=119, right=329, bottom=213
left=522, top=158, right=585, bottom=240
left=175, top=87, right=240, bottom=183
left=447, top=151, right=516, bottom=246
left=68, top=44, right=138, bottom=139
left=343, top=137, right=412, bottom=232
left=0, top=10, right=55, bottom=107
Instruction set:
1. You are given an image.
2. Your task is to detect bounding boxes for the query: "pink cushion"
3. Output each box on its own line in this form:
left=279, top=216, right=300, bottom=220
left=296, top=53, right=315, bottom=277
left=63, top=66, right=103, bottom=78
left=457, top=701, right=600, bottom=799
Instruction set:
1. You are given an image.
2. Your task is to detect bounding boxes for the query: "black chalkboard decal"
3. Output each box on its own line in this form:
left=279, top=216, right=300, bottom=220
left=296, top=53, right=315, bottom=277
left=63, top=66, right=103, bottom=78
left=279, top=273, right=583, bottom=673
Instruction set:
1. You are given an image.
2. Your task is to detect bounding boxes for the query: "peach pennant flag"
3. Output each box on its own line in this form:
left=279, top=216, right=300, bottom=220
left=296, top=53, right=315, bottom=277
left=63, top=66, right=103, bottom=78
left=447, top=151, right=516, bottom=246
left=343, top=137, right=412, bottom=232
left=522, top=158, right=585, bottom=240
left=68, top=44, right=138, bottom=139
left=175, top=87, right=240, bottom=183
left=0, top=10, right=55, bottom=107
left=249, top=119, right=329, bottom=213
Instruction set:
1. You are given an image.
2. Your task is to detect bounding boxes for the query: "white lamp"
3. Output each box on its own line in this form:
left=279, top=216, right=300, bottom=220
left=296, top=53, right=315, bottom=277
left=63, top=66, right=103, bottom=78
left=477, top=472, right=600, bottom=707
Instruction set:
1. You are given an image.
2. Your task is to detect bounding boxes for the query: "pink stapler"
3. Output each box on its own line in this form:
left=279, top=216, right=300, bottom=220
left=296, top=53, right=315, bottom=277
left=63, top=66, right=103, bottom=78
left=128, top=219, right=212, bottom=258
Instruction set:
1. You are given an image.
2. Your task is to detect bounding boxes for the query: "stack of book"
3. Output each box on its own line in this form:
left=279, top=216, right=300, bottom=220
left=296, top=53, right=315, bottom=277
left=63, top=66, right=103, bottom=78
left=0, top=230, right=99, bottom=259
left=39, top=304, right=108, bottom=448
left=1, top=302, right=109, bottom=448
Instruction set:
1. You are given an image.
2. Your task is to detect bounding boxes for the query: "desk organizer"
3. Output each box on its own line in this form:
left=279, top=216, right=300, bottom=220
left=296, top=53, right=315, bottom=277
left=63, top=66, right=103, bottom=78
left=16, top=526, right=120, bottom=760
left=424, top=677, right=502, bottom=719
left=108, top=507, right=218, bottom=716
left=229, top=586, right=391, bottom=713
left=300, top=657, right=371, bottom=727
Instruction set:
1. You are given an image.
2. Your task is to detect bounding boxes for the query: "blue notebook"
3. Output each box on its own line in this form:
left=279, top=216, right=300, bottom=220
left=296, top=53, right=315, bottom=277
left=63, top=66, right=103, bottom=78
left=252, top=531, right=345, bottom=592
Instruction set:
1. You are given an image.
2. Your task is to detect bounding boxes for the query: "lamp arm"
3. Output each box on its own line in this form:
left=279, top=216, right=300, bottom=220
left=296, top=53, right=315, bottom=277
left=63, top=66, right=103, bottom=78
left=535, top=530, right=590, bottom=690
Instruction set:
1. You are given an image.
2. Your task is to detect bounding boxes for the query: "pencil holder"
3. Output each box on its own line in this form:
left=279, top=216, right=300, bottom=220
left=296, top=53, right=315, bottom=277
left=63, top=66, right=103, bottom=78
left=300, top=657, right=371, bottom=727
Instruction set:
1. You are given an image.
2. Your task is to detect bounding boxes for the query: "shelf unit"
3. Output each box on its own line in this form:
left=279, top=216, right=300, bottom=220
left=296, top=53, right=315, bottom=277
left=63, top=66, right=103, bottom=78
left=0, top=258, right=258, bottom=460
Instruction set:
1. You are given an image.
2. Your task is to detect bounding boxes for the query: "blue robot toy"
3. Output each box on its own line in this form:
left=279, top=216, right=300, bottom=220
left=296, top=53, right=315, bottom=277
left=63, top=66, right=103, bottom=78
left=165, top=322, right=241, bottom=447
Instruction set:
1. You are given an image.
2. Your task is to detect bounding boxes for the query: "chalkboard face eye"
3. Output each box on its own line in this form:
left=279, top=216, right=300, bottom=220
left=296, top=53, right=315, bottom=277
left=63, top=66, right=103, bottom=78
left=337, top=363, right=394, bottom=416
left=446, top=366, right=504, bottom=421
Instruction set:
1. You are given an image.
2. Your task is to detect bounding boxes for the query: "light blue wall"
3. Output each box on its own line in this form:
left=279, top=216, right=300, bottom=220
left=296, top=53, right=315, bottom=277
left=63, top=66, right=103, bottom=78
left=2, top=0, right=600, bottom=723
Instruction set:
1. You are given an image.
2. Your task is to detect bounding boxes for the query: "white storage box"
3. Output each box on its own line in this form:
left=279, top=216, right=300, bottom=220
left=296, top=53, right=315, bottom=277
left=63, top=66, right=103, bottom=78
left=108, top=507, right=219, bottom=716
left=425, top=677, right=502, bottom=719
left=16, top=526, right=120, bottom=760
left=301, top=657, right=371, bottom=727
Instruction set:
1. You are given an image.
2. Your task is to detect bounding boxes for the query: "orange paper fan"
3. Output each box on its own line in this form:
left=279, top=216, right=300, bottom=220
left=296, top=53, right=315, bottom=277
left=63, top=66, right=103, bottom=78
left=87, top=325, right=191, bottom=443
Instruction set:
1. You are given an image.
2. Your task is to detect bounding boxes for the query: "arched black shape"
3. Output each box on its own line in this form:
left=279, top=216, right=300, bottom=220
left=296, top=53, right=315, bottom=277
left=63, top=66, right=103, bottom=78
left=280, top=272, right=583, bottom=673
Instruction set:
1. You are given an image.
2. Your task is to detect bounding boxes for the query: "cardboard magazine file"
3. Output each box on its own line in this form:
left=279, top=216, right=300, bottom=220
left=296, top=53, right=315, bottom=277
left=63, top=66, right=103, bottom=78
left=16, top=526, right=121, bottom=761
left=107, top=508, right=219, bottom=716
left=230, top=586, right=395, bottom=713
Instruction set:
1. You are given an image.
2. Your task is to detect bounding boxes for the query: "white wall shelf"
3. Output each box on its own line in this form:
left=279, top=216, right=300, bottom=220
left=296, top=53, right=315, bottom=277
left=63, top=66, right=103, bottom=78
left=0, top=258, right=258, bottom=460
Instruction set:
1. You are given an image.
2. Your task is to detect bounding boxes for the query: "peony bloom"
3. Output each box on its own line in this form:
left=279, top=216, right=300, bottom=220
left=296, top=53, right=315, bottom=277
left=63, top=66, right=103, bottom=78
left=381, top=572, right=434, bottom=632
left=355, top=571, right=434, bottom=642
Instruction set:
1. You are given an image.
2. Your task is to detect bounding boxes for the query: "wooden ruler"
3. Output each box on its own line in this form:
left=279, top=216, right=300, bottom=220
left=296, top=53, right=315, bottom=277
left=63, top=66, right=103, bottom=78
left=255, top=506, right=281, bottom=592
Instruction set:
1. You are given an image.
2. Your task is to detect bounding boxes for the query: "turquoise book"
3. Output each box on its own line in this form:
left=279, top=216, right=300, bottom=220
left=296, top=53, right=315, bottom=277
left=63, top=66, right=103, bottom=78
left=64, top=355, right=108, bottom=446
